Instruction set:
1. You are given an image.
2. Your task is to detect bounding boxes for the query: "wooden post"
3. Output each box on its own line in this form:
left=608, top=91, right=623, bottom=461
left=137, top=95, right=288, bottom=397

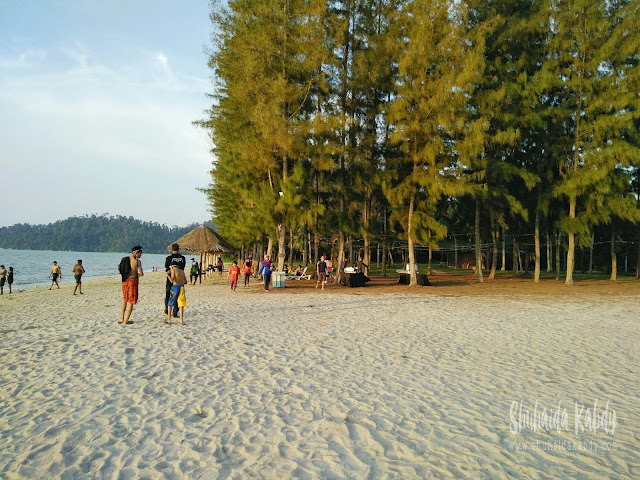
left=199, top=252, right=203, bottom=284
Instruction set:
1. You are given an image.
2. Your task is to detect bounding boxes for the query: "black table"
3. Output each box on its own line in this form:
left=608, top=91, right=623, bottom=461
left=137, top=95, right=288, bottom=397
left=340, top=272, right=371, bottom=287
left=397, top=273, right=431, bottom=286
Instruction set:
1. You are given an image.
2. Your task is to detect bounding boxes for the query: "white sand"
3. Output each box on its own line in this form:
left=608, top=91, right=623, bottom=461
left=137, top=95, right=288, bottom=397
left=1, top=272, right=638, bottom=479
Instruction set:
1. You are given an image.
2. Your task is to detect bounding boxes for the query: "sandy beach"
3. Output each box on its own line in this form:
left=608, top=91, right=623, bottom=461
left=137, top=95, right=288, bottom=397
left=1, top=271, right=639, bottom=479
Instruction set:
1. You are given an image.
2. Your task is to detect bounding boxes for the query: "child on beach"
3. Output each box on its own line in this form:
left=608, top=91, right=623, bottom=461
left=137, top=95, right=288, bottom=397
left=166, top=264, right=187, bottom=325
left=228, top=260, right=241, bottom=292
left=242, top=258, right=252, bottom=286
left=7, top=267, right=13, bottom=294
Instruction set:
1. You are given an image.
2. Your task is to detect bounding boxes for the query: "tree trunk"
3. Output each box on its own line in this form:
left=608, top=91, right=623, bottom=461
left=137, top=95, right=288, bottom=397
left=363, top=194, right=371, bottom=276
left=454, top=235, right=458, bottom=269
left=408, top=194, right=417, bottom=285
left=513, top=241, right=519, bottom=277
left=555, top=231, right=561, bottom=280
left=546, top=231, right=552, bottom=272
left=489, top=215, right=498, bottom=279
left=565, top=196, right=576, bottom=285
left=336, top=232, right=345, bottom=284
left=534, top=190, right=541, bottom=283
left=303, top=224, right=309, bottom=267
left=610, top=224, right=617, bottom=281
left=277, top=224, right=286, bottom=272
left=588, top=233, right=594, bottom=273
left=314, top=233, right=319, bottom=267
left=501, top=227, right=506, bottom=271
left=381, top=242, right=387, bottom=277
left=288, top=227, right=294, bottom=267
left=253, top=242, right=260, bottom=277
left=266, top=236, right=273, bottom=262
left=475, top=198, right=484, bottom=283
left=427, top=230, right=432, bottom=275
left=636, top=239, right=640, bottom=279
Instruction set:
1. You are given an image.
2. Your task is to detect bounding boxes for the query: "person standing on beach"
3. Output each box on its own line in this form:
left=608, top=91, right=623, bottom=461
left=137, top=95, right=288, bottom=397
left=216, top=257, right=224, bottom=276
left=0, top=265, right=6, bottom=295
left=316, top=255, right=327, bottom=290
left=164, top=244, right=186, bottom=318
left=118, top=245, right=144, bottom=325
left=258, top=255, right=273, bottom=291
left=166, top=264, right=186, bottom=325
left=72, top=260, right=85, bottom=295
left=189, top=258, right=199, bottom=285
left=7, top=267, right=13, bottom=294
left=49, top=261, right=61, bottom=290
left=228, top=260, right=241, bottom=292
left=242, top=257, right=252, bottom=287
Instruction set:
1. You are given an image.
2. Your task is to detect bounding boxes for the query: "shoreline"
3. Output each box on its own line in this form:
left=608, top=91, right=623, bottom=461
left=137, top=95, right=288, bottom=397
left=1, top=272, right=638, bottom=478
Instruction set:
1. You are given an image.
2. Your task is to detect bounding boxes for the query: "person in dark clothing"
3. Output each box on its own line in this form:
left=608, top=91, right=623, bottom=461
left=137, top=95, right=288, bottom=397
left=7, top=267, right=14, bottom=294
left=316, top=256, right=327, bottom=290
left=164, top=244, right=186, bottom=317
left=189, top=258, right=199, bottom=284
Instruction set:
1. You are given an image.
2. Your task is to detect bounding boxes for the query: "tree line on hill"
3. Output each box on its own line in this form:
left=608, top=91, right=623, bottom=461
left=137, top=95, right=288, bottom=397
left=198, top=0, right=640, bottom=285
left=0, top=215, right=199, bottom=254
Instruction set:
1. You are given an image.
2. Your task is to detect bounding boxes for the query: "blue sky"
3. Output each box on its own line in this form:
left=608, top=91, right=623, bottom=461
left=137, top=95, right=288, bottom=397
left=0, top=1, right=219, bottom=228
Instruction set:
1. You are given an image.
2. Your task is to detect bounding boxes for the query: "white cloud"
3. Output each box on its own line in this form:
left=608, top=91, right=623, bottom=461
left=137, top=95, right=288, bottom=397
left=0, top=48, right=47, bottom=69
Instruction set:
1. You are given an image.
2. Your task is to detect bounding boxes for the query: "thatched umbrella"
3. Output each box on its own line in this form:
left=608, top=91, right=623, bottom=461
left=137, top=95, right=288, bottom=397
left=168, top=225, right=236, bottom=283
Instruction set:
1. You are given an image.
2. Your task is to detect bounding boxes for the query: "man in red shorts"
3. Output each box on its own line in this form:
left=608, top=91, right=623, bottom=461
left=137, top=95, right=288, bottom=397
left=118, top=245, right=144, bottom=325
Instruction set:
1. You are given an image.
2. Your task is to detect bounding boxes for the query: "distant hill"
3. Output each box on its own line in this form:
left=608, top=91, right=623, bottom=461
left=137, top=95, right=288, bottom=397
left=0, top=215, right=205, bottom=254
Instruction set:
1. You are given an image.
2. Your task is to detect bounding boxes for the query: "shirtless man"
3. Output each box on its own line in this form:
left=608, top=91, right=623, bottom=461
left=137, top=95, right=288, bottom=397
left=49, top=261, right=61, bottom=290
left=119, top=245, right=144, bottom=325
left=72, top=260, right=86, bottom=295
left=0, top=265, right=6, bottom=295
left=166, top=264, right=187, bottom=325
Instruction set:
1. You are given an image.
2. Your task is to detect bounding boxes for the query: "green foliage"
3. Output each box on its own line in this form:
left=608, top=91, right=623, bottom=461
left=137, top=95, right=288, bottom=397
left=0, top=215, right=199, bottom=253
left=199, top=0, right=640, bottom=281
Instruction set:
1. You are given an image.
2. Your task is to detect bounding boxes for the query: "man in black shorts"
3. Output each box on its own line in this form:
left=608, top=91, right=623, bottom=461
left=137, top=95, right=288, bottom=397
left=72, top=260, right=85, bottom=295
left=316, top=255, right=327, bottom=290
left=165, top=244, right=186, bottom=317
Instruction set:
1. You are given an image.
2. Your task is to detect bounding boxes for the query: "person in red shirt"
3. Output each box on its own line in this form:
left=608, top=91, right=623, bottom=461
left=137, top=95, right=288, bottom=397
left=242, top=258, right=252, bottom=287
left=228, top=260, right=241, bottom=292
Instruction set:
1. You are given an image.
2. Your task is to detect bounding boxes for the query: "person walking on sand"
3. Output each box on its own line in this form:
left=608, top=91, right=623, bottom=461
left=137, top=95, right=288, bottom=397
left=118, top=245, right=144, bottom=325
left=72, top=260, right=85, bottom=295
left=49, top=261, right=61, bottom=289
left=7, top=267, right=13, bottom=294
left=189, top=258, right=199, bottom=285
left=242, top=257, right=252, bottom=287
left=0, top=265, right=6, bottom=295
left=228, top=260, right=241, bottom=292
left=316, top=255, right=327, bottom=290
left=166, top=264, right=186, bottom=325
left=164, top=244, right=186, bottom=318
left=216, top=257, right=224, bottom=276
left=258, top=255, right=273, bottom=291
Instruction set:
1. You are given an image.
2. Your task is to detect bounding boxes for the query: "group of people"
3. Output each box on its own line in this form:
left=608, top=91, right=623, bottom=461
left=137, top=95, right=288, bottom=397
left=0, top=265, right=13, bottom=295
left=188, top=257, right=226, bottom=284
left=114, top=244, right=342, bottom=325
left=46, top=260, right=86, bottom=294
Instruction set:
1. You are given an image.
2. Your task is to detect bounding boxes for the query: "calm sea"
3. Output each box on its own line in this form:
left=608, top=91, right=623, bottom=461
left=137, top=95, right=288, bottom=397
left=0, top=249, right=170, bottom=290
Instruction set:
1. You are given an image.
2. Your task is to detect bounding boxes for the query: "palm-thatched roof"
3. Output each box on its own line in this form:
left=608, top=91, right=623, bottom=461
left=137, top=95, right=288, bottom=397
left=168, top=225, right=235, bottom=254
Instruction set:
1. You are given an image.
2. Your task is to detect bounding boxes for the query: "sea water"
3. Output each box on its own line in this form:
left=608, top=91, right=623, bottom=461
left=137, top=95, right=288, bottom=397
left=0, top=249, right=170, bottom=290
